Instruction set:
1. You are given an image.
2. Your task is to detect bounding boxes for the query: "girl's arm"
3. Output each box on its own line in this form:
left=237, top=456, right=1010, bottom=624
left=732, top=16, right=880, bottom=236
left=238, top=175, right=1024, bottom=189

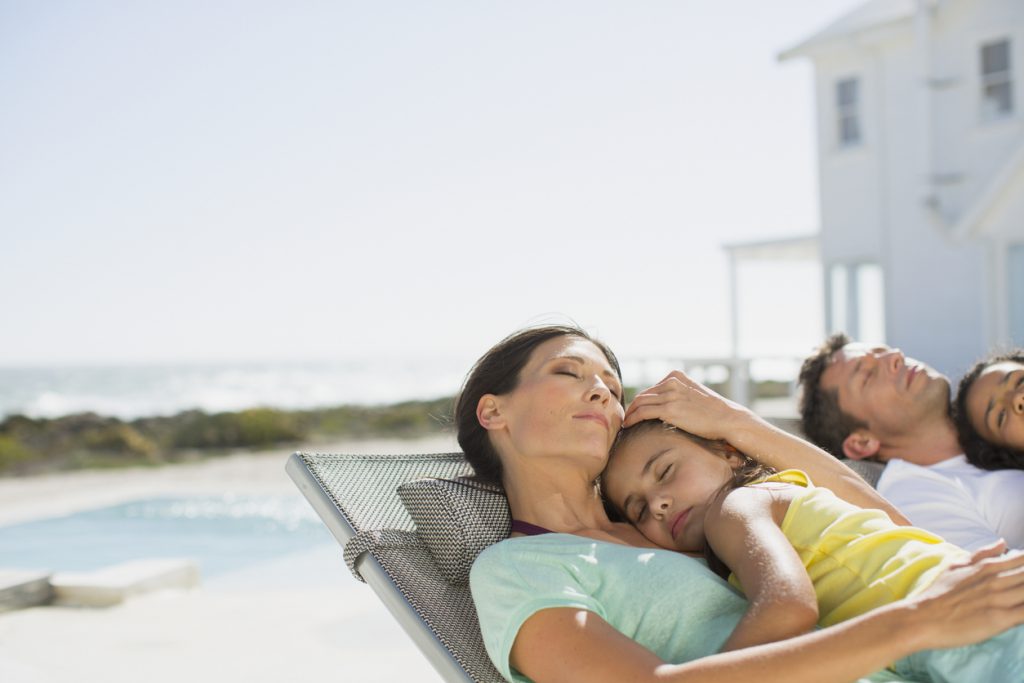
left=705, top=485, right=819, bottom=651
left=510, top=544, right=1024, bottom=683
left=624, top=371, right=910, bottom=524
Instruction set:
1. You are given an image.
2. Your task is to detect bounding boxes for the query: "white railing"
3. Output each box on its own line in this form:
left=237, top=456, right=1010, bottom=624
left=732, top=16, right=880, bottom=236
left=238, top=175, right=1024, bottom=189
left=621, top=356, right=803, bottom=419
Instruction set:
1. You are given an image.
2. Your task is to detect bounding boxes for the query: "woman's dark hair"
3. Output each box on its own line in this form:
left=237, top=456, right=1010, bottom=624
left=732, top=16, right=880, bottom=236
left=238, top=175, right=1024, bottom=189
left=454, top=324, right=621, bottom=486
left=606, top=419, right=776, bottom=578
left=954, top=350, right=1024, bottom=471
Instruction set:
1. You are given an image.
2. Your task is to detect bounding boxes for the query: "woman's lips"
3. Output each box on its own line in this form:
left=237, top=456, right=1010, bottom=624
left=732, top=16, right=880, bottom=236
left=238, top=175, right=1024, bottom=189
left=574, top=412, right=609, bottom=429
left=670, top=508, right=690, bottom=540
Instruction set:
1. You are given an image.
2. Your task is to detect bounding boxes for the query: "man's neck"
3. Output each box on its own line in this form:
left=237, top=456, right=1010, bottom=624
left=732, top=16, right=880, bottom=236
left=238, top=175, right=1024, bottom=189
left=879, top=415, right=962, bottom=466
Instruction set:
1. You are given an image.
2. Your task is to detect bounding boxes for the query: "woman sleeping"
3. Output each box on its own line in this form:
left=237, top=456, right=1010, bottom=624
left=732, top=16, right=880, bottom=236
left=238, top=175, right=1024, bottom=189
left=459, top=324, right=1024, bottom=683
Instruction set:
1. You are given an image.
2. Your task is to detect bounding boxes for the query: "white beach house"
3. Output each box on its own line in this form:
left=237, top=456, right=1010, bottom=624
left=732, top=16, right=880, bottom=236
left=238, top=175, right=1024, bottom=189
left=779, top=0, right=1024, bottom=377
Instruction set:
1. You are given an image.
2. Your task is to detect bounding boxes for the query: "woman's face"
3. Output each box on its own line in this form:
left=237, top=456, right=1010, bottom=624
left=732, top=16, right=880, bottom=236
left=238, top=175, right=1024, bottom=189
left=488, top=335, right=624, bottom=470
left=965, top=360, right=1024, bottom=450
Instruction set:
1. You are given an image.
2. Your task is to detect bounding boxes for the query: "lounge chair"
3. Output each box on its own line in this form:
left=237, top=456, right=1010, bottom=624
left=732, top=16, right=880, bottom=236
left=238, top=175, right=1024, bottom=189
left=286, top=451, right=509, bottom=683
left=286, top=450, right=885, bottom=683
left=842, top=459, right=884, bottom=488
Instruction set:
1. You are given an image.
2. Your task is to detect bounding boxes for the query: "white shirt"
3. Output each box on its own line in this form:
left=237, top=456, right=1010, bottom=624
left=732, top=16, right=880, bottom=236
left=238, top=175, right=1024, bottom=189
left=877, top=455, right=1024, bottom=551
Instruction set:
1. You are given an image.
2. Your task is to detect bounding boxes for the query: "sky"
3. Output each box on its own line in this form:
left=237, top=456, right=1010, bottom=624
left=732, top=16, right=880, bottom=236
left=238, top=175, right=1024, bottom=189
left=0, top=0, right=861, bottom=369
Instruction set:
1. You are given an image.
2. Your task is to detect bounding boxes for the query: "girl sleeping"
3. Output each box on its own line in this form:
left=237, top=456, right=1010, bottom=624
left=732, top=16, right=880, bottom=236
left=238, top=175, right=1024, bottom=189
left=602, top=418, right=1024, bottom=681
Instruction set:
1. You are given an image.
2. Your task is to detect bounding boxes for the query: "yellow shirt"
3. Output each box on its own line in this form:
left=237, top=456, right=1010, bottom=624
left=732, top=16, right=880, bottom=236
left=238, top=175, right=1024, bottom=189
left=729, top=469, right=969, bottom=627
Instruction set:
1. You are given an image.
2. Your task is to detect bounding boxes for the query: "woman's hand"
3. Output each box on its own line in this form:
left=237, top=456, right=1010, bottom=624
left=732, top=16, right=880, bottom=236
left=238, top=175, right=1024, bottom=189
left=905, top=540, right=1024, bottom=650
left=623, top=370, right=759, bottom=440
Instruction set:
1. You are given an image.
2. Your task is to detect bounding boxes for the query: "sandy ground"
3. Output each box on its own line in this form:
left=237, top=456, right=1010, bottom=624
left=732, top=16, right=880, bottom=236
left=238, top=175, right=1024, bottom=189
left=0, top=434, right=460, bottom=683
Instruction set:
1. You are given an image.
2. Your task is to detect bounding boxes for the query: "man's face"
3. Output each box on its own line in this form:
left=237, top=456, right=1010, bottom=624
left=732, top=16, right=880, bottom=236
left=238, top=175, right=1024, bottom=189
left=819, top=342, right=951, bottom=446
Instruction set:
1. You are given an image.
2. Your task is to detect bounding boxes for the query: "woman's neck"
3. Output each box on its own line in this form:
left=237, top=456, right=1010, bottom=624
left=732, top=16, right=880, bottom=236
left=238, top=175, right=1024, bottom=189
left=502, top=459, right=611, bottom=534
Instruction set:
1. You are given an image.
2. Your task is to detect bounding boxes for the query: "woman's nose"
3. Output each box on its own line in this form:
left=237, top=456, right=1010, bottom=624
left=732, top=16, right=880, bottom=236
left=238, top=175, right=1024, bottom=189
left=588, top=379, right=611, bottom=403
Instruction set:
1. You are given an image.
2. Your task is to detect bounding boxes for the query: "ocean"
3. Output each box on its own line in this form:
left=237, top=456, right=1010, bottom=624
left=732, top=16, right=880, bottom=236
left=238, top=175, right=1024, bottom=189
left=0, top=359, right=470, bottom=420
left=0, top=356, right=801, bottom=420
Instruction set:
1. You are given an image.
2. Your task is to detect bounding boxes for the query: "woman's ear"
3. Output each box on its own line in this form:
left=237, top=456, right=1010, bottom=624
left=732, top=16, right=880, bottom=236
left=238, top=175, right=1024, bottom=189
left=842, top=430, right=881, bottom=460
left=476, top=394, right=506, bottom=432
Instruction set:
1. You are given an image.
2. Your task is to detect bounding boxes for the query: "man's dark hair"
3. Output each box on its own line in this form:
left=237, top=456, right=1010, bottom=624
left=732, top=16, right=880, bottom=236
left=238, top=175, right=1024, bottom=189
left=797, top=332, right=869, bottom=458
left=954, top=350, right=1024, bottom=471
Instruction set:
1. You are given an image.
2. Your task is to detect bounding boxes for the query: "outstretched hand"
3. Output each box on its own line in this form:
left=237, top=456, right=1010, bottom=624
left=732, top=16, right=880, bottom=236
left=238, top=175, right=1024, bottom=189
left=909, top=540, right=1024, bottom=650
left=623, top=370, right=758, bottom=441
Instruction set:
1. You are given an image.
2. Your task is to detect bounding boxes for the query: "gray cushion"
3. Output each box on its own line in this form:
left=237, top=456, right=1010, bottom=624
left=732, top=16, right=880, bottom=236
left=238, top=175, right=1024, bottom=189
left=397, top=476, right=511, bottom=585
left=841, top=459, right=885, bottom=488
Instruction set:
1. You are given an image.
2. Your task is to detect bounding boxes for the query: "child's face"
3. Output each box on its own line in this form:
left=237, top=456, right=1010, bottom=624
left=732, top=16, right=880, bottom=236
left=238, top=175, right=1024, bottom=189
left=965, top=360, right=1024, bottom=451
left=603, top=430, right=737, bottom=553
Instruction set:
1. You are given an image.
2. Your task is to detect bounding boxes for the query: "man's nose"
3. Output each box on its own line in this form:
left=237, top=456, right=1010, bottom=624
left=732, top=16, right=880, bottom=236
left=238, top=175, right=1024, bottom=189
left=879, top=348, right=904, bottom=372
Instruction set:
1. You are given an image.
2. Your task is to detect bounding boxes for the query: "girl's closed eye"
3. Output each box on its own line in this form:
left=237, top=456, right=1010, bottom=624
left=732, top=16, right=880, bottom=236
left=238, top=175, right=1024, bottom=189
left=634, top=502, right=648, bottom=523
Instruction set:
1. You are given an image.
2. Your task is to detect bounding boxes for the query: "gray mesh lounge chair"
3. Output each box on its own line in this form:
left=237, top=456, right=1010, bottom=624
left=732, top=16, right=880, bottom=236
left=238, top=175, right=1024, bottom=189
left=842, top=459, right=884, bottom=488
left=286, top=451, right=885, bottom=683
left=286, top=451, right=510, bottom=683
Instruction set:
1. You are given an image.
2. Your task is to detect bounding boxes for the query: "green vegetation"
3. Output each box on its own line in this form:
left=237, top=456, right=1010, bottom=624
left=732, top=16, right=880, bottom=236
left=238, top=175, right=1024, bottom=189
left=0, top=379, right=789, bottom=476
left=0, top=397, right=455, bottom=476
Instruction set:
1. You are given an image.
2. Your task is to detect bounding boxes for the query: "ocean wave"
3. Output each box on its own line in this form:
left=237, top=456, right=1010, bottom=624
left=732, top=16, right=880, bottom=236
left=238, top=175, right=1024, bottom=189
left=0, top=360, right=468, bottom=419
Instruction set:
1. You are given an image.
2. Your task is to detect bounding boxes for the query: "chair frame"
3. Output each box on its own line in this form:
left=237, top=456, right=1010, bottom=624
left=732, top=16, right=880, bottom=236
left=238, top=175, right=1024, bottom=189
left=286, top=451, right=496, bottom=683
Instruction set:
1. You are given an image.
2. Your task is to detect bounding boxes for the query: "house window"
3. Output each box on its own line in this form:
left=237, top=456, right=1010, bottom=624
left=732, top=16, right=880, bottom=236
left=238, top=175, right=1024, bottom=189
left=836, top=77, right=861, bottom=147
left=828, top=262, right=885, bottom=342
left=980, top=39, right=1013, bottom=120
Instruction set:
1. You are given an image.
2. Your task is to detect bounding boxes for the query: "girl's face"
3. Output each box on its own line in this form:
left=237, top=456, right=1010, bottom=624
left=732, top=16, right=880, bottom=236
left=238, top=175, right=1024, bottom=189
left=965, top=360, right=1024, bottom=451
left=602, top=430, right=737, bottom=553
left=490, top=335, right=624, bottom=473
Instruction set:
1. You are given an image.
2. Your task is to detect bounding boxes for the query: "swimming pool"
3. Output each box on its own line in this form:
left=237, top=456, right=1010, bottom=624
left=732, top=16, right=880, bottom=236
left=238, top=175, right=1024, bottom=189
left=0, top=495, right=336, bottom=579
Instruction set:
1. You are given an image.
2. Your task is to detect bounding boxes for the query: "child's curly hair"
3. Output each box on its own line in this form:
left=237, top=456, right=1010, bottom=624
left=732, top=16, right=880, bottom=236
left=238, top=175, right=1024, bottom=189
left=954, top=350, right=1024, bottom=471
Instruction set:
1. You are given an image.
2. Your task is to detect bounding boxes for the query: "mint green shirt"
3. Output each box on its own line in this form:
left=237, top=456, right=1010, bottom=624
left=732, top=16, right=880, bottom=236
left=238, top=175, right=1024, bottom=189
left=469, top=534, right=916, bottom=683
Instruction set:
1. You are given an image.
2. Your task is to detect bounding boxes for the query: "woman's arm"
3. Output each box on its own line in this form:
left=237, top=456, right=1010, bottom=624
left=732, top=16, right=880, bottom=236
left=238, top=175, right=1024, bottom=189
left=706, top=486, right=819, bottom=651
left=511, top=544, right=1024, bottom=683
left=624, top=371, right=910, bottom=524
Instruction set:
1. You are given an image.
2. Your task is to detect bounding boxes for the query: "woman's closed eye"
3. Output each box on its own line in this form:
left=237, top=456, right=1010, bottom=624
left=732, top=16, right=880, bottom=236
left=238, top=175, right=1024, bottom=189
left=658, top=464, right=672, bottom=482
left=556, top=368, right=622, bottom=400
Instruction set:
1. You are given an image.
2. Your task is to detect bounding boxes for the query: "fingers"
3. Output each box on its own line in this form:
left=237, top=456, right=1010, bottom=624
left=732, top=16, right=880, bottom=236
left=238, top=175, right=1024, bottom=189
left=970, top=539, right=1008, bottom=562
left=966, top=548, right=1024, bottom=579
left=622, top=402, right=668, bottom=428
left=948, top=539, right=1008, bottom=570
